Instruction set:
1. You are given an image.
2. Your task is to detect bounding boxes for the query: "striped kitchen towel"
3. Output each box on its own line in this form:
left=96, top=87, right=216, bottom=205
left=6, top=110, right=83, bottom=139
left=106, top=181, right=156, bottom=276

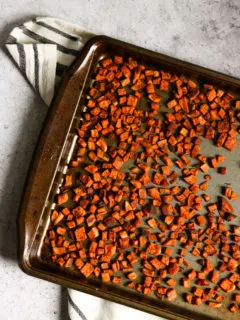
left=5, top=17, right=94, bottom=105
left=5, top=17, right=163, bottom=320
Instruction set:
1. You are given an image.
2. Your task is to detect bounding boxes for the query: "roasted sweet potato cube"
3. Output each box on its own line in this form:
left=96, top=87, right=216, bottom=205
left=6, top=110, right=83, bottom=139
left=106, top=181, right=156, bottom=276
left=150, top=258, right=163, bottom=270
left=96, top=137, right=108, bottom=152
left=147, top=243, right=161, bottom=255
left=74, top=227, right=87, bottom=241
left=168, top=263, right=180, bottom=276
left=64, top=174, right=72, bottom=187
left=85, top=164, right=98, bottom=173
left=219, top=278, right=235, bottom=292
left=166, top=278, right=176, bottom=287
left=139, top=188, right=147, bottom=199
left=147, top=218, right=158, bottom=228
left=112, top=156, right=124, bottom=169
left=166, top=288, right=177, bottom=301
left=209, top=270, right=218, bottom=284
left=57, top=192, right=68, bottom=205
left=153, top=172, right=164, bottom=185
left=167, top=99, right=177, bottom=109
left=114, top=56, right=123, bottom=64
left=192, top=297, right=202, bottom=305
left=233, top=294, right=240, bottom=302
left=160, top=80, right=169, bottom=91
left=207, top=89, right=216, bottom=101
left=200, top=163, right=209, bottom=173
left=126, top=252, right=138, bottom=265
left=88, top=151, right=98, bottom=162
left=216, top=133, right=227, bottom=147
left=101, top=58, right=112, bottom=67
left=228, top=258, right=238, bottom=271
left=127, top=272, right=138, bottom=280
left=193, top=287, right=203, bottom=297
left=188, top=269, right=196, bottom=280
left=207, top=301, right=222, bottom=308
left=56, top=227, right=66, bottom=235
left=102, top=272, right=111, bottom=282
left=199, top=181, right=208, bottom=191
left=182, top=277, right=190, bottom=288
left=72, top=206, right=86, bottom=217
left=184, top=174, right=197, bottom=184
left=221, top=197, right=234, bottom=213
left=219, top=167, right=227, bottom=175
left=148, top=187, right=160, bottom=199
left=146, top=83, right=155, bottom=93
left=229, top=303, right=239, bottom=313
left=52, top=247, right=66, bottom=255
left=191, top=145, right=200, bottom=158
left=185, top=293, right=192, bottom=304
left=224, top=136, right=237, bottom=151
left=148, top=93, right=161, bottom=103
left=80, top=262, right=94, bottom=278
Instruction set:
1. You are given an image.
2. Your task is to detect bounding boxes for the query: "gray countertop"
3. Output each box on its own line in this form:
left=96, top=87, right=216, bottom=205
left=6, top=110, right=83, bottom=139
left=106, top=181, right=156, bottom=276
left=0, top=1, right=240, bottom=319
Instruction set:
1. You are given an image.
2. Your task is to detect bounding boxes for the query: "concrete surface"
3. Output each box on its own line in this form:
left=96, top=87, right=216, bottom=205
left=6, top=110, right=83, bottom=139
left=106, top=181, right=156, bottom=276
left=0, top=0, right=240, bottom=319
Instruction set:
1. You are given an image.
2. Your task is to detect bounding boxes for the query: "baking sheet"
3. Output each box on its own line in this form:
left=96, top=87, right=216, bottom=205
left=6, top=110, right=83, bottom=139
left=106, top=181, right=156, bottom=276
left=19, top=36, right=240, bottom=320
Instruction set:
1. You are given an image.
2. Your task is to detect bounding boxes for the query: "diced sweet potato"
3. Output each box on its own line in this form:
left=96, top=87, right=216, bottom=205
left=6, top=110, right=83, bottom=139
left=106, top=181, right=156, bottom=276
left=207, top=301, right=222, bottom=308
left=219, top=279, right=235, bottom=292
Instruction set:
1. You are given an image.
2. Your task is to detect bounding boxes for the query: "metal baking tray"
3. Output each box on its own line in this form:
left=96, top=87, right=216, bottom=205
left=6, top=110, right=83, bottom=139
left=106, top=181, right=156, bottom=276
left=18, top=36, right=240, bottom=320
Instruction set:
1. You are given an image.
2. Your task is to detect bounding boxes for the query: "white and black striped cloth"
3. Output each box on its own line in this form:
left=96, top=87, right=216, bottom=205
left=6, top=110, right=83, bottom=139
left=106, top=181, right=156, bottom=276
left=5, top=17, right=162, bottom=320
left=5, top=17, right=94, bottom=105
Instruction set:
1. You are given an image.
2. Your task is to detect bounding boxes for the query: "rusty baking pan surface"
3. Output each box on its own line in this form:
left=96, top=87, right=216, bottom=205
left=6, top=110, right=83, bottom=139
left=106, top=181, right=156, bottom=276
left=19, top=36, right=240, bottom=320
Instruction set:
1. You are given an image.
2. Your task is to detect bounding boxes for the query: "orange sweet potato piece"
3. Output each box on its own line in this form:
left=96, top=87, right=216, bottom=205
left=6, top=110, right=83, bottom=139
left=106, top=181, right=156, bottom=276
left=224, top=136, right=237, bottom=151
left=112, top=156, right=124, bottom=169
left=200, top=163, right=209, bottom=173
left=188, top=270, right=197, bottom=280
left=209, top=269, right=218, bottom=284
left=167, top=99, right=177, bottom=109
left=221, top=197, right=234, bottom=213
left=207, top=89, right=216, bottom=102
left=185, top=293, right=192, bottom=304
left=166, top=278, right=176, bottom=287
left=229, top=303, right=239, bottom=313
left=57, top=192, right=68, bottom=204
left=182, top=277, right=190, bottom=288
left=52, top=247, right=66, bottom=255
left=127, top=272, right=138, bottom=280
left=199, top=181, right=208, bottom=191
left=102, top=273, right=111, bottom=282
left=207, top=302, right=222, bottom=308
left=219, top=279, right=235, bottom=292
left=166, top=288, right=177, bottom=301
left=196, top=215, right=206, bottom=227
left=74, top=227, right=87, bottom=241
left=168, top=263, right=180, bottom=276
left=149, top=93, right=161, bottom=103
